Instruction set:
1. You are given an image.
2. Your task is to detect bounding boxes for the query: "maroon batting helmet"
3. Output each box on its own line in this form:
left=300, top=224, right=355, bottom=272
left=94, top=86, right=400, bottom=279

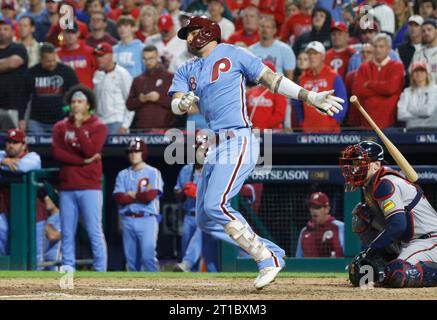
left=126, top=138, right=148, bottom=161
left=177, top=15, right=221, bottom=50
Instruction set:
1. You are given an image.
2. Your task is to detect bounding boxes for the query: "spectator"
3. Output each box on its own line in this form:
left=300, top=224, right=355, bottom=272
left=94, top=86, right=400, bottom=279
left=397, top=62, right=437, bottom=130
left=316, top=0, right=344, bottom=22
left=295, top=192, right=344, bottom=258
left=396, top=15, right=424, bottom=85
left=126, top=45, right=174, bottom=130
left=393, top=0, right=412, bottom=34
left=419, top=0, right=437, bottom=19
left=145, top=14, right=186, bottom=69
left=285, top=0, right=300, bottom=18
left=280, top=0, right=316, bottom=46
left=207, top=0, right=235, bottom=41
left=411, top=19, right=437, bottom=84
left=0, top=17, right=28, bottom=130
left=325, top=21, right=356, bottom=80
left=18, top=15, right=40, bottom=68
left=85, top=11, right=118, bottom=47
left=293, top=50, right=309, bottom=82
left=24, top=43, right=79, bottom=134
left=113, top=15, right=145, bottom=78
left=0, top=129, right=41, bottom=255
left=362, top=0, right=396, bottom=36
left=293, top=7, right=332, bottom=56
left=20, top=0, right=45, bottom=24
left=84, top=0, right=120, bottom=40
left=167, top=0, right=184, bottom=31
left=108, top=0, right=140, bottom=21
left=227, top=5, right=260, bottom=48
left=152, top=0, right=168, bottom=15
left=135, top=5, right=159, bottom=42
left=52, top=84, right=108, bottom=272
left=295, top=41, right=348, bottom=133
left=352, top=33, right=405, bottom=129
left=56, top=23, right=97, bottom=89
left=93, top=42, right=134, bottom=134
left=250, top=14, right=296, bottom=79
left=246, top=60, right=287, bottom=130
left=113, top=138, right=163, bottom=272
left=34, top=0, right=59, bottom=43
left=1, top=1, right=18, bottom=31
left=187, top=0, right=234, bottom=21
left=256, top=0, right=286, bottom=31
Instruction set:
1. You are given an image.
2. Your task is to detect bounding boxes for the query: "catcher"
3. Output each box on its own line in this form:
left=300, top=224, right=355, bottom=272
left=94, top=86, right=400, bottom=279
left=340, top=141, right=437, bottom=287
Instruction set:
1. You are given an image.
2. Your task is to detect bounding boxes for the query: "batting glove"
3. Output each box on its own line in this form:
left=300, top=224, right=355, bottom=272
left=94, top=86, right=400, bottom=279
left=307, top=90, right=344, bottom=117
left=178, top=91, right=200, bottom=112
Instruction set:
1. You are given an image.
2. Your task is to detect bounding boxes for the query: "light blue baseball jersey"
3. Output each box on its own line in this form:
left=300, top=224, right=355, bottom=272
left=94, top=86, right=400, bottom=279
left=174, top=164, right=202, bottom=214
left=169, top=43, right=265, bottom=132
left=113, top=164, right=164, bottom=216
left=0, top=151, right=41, bottom=172
left=47, top=213, right=61, bottom=233
left=113, top=40, right=145, bottom=78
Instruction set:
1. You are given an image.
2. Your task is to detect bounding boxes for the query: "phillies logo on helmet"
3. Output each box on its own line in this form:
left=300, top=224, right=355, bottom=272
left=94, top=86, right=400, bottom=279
left=211, top=58, right=232, bottom=82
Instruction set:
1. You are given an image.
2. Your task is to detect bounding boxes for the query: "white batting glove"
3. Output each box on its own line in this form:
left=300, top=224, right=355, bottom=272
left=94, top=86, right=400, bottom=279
left=307, top=90, right=344, bottom=117
left=178, top=91, right=200, bottom=112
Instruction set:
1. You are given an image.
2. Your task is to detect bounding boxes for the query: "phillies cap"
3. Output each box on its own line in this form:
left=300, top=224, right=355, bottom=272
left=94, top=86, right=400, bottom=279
left=305, top=41, right=326, bottom=55
left=331, top=21, right=348, bottom=32
left=411, top=62, right=429, bottom=73
left=157, top=14, right=174, bottom=32
left=6, top=129, right=26, bottom=143
left=308, top=192, right=330, bottom=207
left=93, top=42, right=113, bottom=56
left=408, top=15, right=424, bottom=26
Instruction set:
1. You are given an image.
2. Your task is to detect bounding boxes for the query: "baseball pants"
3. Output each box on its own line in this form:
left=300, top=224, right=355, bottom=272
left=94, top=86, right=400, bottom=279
left=0, top=213, right=8, bottom=256
left=181, top=214, right=202, bottom=270
left=398, top=237, right=437, bottom=264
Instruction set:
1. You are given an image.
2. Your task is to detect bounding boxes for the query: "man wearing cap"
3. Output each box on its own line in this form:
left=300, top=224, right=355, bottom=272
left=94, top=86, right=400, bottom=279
left=52, top=84, right=108, bottom=272
left=93, top=42, right=134, bottom=134
left=325, top=22, right=356, bottom=80
left=227, top=5, right=260, bottom=48
left=207, top=0, right=234, bottom=41
left=396, top=15, right=424, bottom=85
left=113, top=15, right=144, bottom=78
left=56, top=23, right=97, bottom=89
left=296, top=192, right=344, bottom=258
left=113, top=138, right=164, bottom=271
left=24, top=42, right=79, bottom=133
left=145, top=14, right=186, bottom=69
left=353, top=33, right=405, bottom=129
left=363, top=0, right=396, bottom=36
left=411, top=18, right=437, bottom=84
left=294, top=41, right=348, bottom=133
left=0, top=16, right=28, bottom=130
left=0, top=128, right=42, bottom=255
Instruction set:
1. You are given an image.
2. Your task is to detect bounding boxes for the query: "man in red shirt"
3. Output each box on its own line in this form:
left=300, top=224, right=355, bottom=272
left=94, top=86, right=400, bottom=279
left=352, top=33, right=405, bottom=129
left=325, top=22, right=356, bottom=80
left=246, top=60, right=286, bottom=129
left=296, top=192, right=344, bottom=258
left=280, top=0, right=315, bottom=46
left=52, top=84, right=108, bottom=272
left=227, top=5, right=260, bottom=48
left=296, top=41, right=348, bottom=133
left=57, top=23, right=97, bottom=89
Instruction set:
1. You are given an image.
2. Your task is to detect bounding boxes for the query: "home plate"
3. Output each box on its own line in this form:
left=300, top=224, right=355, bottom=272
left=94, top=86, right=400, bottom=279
left=97, top=288, right=160, bottom=292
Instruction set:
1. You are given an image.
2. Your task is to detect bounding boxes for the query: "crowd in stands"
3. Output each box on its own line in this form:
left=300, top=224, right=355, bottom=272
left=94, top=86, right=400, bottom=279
left=0, top=0, right=436, bottom=133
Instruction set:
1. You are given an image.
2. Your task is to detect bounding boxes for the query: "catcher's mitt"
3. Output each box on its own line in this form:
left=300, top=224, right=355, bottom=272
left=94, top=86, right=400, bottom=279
left=348, top=249, right=387, bottom=287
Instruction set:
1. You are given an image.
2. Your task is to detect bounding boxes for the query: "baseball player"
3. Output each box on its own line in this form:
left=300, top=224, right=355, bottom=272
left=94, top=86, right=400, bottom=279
left=169, top=15, right=345, bottom=289
left=113, top=138, right=164, bottom=272
left=52, top=84, right=108, bottom=272
left=43, top=190, right=62, bottom=271
left=341, top=141, right=437, bottom=287
left=0, top=129, right=41, bottom=256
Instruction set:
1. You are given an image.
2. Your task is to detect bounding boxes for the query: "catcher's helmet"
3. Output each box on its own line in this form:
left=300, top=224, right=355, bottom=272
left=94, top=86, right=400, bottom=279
left=339, top=141, right=384, bottom=192
left=177, top=15, right=221, bottom=50
left=126, top=138, right=148, bottom=161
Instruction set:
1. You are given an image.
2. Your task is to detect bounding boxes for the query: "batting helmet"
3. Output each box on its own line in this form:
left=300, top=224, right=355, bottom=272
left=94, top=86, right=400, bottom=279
left=126, top=138, right=148, bottom=161
left=177, top=15, right=221, bottom=50
left=339, top=141, right=384, bottom=192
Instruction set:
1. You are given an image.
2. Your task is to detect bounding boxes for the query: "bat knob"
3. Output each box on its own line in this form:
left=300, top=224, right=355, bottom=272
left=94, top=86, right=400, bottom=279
left=350, top=95, right=357, bottom=103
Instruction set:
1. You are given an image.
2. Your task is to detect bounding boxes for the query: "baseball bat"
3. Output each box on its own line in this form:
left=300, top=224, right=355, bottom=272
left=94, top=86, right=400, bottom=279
left=349, top=95, right=419, bottom=183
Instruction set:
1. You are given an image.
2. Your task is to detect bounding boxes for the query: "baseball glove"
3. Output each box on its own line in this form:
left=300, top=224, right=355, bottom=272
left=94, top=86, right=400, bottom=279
left=348, top=249, right=387, bottom=287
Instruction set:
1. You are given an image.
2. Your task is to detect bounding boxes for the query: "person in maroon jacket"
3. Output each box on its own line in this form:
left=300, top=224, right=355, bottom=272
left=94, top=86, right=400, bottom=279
left=126, top=45, right=174, bottom=131
left=52, top=84, right=108, bottom=272
left=295, top=192, right=345, bottom=258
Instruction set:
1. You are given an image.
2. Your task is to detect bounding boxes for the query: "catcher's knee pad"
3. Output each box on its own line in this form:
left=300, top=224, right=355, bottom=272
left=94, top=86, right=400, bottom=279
left=415, top=261, right=437, bottom=287
left=224, top=220, right=272, bottom=262
left=385, top=259, right=422, bottom=288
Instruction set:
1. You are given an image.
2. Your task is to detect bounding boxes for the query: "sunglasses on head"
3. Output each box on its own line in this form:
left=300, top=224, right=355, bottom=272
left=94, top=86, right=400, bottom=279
left=309, top=204, right=324, bottom=209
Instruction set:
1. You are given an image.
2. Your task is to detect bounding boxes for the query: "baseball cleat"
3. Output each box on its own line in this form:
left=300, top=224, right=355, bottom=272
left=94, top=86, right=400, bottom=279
left=173, top=261, right=191, bottom=272
left=254, top=266, right=283, bottom=290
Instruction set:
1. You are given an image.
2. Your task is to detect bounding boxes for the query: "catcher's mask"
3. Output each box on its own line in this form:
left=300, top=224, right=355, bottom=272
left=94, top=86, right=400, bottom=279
left=177, top=15, right=221, bottom=50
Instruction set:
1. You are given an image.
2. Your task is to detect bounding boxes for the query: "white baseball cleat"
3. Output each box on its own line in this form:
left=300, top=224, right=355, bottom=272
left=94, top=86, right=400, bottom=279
left=254, top=266, right=283, bottom=290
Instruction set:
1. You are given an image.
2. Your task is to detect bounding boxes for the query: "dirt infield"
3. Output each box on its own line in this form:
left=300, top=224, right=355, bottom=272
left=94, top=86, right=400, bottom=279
left=0, top=276, right=436, bottom=300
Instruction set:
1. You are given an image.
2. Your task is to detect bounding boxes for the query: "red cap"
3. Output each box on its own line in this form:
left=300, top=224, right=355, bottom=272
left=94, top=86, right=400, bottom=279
left=331, top=21, right=347, bottom=32
left=157, top=14, right=174, bottom=32
left=6, top=129, right=26, bottom=143
left=262, top=59, right=276, bottom=72
left=1, top=0, right=15, bottom=10
left=93, top=42, right=113, bottom=56
left=308, top=192, right=330, bottom=207
left=411, top=62, right=429, bottom=72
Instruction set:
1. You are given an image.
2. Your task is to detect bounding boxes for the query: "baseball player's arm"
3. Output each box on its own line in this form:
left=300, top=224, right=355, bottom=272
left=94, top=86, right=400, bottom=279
left=136, top=189, right=160, bottom=204
left=75, top=123, right=108, bottom=158
left=15, top=152, right=42, bottom=172
left=113, top=172, right=135, bottom=205
left=52, top=125, right=86, bottom=165
left=257, top=66, right=344, bottom=117
left=171, top=91, right=199, bottom=115
left=45, top=223, right=61, bottom=242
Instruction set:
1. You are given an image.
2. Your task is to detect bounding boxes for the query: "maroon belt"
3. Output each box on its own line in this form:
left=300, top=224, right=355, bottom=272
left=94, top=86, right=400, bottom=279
left=125, top=212, right=145, bottom=218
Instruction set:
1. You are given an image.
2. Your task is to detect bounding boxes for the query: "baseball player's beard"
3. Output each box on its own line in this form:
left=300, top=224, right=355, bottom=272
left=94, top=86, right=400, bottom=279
left=187, top=44, right=202, bottom=57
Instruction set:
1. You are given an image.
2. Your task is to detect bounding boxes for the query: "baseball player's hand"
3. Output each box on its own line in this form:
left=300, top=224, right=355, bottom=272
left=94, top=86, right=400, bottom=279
left=1, top=158, right=19, bottom=171
left=307, top=90, right=344, bottom=117
left=127, top=191, right=137, bottom=199
left=183, top=182, right=197, bottom=198
left=178, top=91, right=199, bottom=112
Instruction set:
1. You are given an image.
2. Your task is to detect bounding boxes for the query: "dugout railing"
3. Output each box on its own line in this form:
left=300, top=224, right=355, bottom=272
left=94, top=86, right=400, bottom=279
left=219, top=165, right=437, bottom=272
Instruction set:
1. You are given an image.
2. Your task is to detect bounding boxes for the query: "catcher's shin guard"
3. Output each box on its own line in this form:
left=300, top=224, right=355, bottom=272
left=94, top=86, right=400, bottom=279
left=224, top=220, right=272, bottom=262
left=415, top=261, right=437, bottom=287
left=384, top=259, right=422, bottom=288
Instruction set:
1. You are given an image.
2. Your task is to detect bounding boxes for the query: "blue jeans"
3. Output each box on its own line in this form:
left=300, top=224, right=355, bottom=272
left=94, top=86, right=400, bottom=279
left=106, top=122, right=123, bottom=134
left=27, top=120, right=54, bottom=134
